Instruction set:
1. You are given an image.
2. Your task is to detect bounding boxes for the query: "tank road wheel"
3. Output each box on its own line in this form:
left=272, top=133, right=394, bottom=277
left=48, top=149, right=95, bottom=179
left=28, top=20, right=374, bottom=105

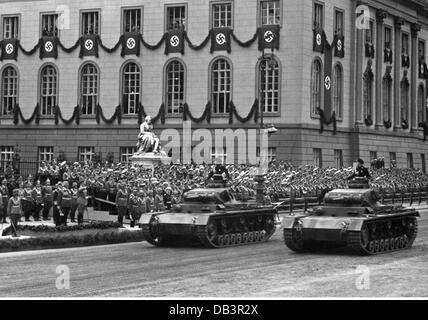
left=260, top=230, right=266, bottom=242
left=141, top=224, right=164, bottom=247
left=374, top=240, right=380, bottom=253
left=236, top=233, right=242, bottom=244
left=368, top=241, right=375, bottom=253
left=243, top=233, right=249, bottom=243
left=389, top=238, right=396, bottom=250
left=406, top=218, right=418, bottom=247
left=254, top=231, right=260, bottom=242
left=394, top=237, right=400, bottom=249
left=379, top=239, right=385, bottom=252
left=399, top=236, right=405, bottom=248
left=230, top=234, right=237, bottom=245
left=224, top=234, right=231, bottom=246
left=248, top=232, right=255, bottom=243
left=361, top=226, right=370, bottom=248
left=384, top=239, right=390, bottom=251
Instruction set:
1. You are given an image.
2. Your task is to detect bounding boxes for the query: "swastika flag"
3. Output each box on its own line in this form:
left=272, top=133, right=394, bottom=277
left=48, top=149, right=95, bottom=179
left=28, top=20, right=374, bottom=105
left=80, top=35, right=99, bottom=58
left=0, top=39, right=19, bottom=61
left=313, top=27, right=326, bottom=53
left=40, top=36, right=58, bottom=59
left=258, top=25, right=280, bottom=51
left=121, top=32, right=140, bottom=57
left=210, top=28, right=231, bottom=53
left=333, top=34, right=345, bottom=58
left=165, top=29, right=185, bottom=55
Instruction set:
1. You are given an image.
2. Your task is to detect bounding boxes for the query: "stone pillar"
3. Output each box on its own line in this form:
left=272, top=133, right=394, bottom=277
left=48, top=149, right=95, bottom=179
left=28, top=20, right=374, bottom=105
left=375, top=10, right=387, bottom=126
left=394, top=17, right=404, bottom=129
left=411, top=23, right=421, bottom=131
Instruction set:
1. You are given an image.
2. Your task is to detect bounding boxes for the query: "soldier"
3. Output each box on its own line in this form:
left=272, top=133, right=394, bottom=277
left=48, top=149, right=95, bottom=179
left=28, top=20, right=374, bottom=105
left=347, top=158, right=371, bottom=180
left=115, top=182, right=128, bottom=227
left=76, top=182, right=88, bottom=225
left=22, top=182, right=35, bottom=222
left=69, top=182, right=79, bottom=223
left=107, top=178, right=118, bottom=215
left=58, top=181, right=73, bottom=226
left=0, top=179, right=9, bottom=223
left=42, top=179, right=54, bottom=221
left=7, top=189, right=23, bottom=237
left=52, top=182, right=62, bottom=226
left=33, top=181, right=43, bottom=222
left=128, top=188, right=139, bottom=228
left=163, top=187, right=172, bottom=210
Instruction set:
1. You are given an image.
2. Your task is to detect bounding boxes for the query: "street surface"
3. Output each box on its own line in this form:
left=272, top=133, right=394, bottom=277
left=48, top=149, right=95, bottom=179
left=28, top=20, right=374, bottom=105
left=0, top=207, right=427, bottom=297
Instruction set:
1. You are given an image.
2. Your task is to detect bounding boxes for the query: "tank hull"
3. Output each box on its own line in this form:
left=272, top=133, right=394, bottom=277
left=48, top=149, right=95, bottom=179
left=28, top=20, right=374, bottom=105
left=139, top=208, right=277, bottom=248
left=282, top=210, right=419, bottom=255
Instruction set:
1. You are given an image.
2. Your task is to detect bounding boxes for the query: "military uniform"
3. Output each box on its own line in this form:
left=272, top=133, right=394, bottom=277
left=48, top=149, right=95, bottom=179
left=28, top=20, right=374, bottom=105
left=0, top=181, right=9, bottom=223
left=33, top=185, right=43, bottom=221
left=128, top=192, right=140, bottom=228
left=22, top=186, right=35, bottom=221
left=76, top=186, right=88, bottom=225
left=42, top=182, right=54, bottom=220
left=7, top=192, right=22, bottom=237
left=58, top=184, right=73, bottom=226
left=69, top=185, right=78, bottom=222
left=115, top=187, right=128, bottom=226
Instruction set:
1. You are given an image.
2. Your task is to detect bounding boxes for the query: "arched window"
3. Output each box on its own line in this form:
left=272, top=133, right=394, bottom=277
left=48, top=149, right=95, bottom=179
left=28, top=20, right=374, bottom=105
left=259, top=57, right=280, bottom=113
left=310, top=59, right=322, bottom=115
left=332, top=64, right=343, bottom=118
left=400, top=78, right=410, bottom=122
left=1, top=66, right=18, bottom=116
left=418, top=84, right=425, bottom=124
left=211, top=58, right=231, bottom=114
left=40, top=65, right=57, bottom=116
left=80, top=63, right=98, bottom=115
left=122, top=62, right=141, bottom=115
left=382, top=74, right=392, bottom=123
left=363, top=70, right=373, bottom=120
left=165, top=60, right=185, bottom=114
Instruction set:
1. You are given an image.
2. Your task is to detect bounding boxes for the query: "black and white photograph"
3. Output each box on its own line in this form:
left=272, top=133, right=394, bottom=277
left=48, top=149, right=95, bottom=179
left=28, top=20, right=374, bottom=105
left=0, top=0, right=427, bottom=305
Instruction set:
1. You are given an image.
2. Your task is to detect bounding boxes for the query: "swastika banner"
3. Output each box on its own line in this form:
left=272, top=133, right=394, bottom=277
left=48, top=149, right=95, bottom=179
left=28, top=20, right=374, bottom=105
left=210, top=28, right=231, bottom=53
left=323, top=42, right=333, bottom=122
left=313, top=27, right=325, bottom=53
left=258, top=25, right=280, bottom=51
left=80, top=35, right=99, bottom=58
left=40, top=37, right=58, bottom=59
left=121, top=32, right=140, bottom=57
left=165, top=29, right=185, bottom=55
left=0, top=38, right=19, bottom=61
left=333, top=34, right=345, bottom=58
left=419, top=61, right=428, bottom=79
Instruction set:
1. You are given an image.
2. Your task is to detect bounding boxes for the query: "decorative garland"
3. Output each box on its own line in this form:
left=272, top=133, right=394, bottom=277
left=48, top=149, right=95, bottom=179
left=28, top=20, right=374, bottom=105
left=316, top=108, right=337, bottom=134
left=419, top=122, right=428, bottom=140
left=6, top=28, right=269, bottom=60
left=4, top=100, right=265, bottom=126
left=229, top=100, right=259, bottom=124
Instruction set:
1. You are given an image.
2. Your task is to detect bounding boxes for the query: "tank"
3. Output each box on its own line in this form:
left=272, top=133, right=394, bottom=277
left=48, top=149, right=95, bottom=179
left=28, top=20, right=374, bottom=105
left=139, top=175, right=277, bottom=248
left=282, top=178, right=419, bottom=255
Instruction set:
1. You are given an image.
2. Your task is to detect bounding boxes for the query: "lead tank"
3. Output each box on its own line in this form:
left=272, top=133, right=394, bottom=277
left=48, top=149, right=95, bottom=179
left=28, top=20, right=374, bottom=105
left=139, top=175, right=278, bottom=248
left=282, top=178, right=419, bottom=255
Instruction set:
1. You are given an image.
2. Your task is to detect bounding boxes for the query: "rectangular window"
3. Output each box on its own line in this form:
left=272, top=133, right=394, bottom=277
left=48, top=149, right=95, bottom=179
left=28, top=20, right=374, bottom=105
left=268, top=147, right=277, bottom=162
left=334, top=9, right=344, bottom=35
left=212, top=2, right=232, bottom=28
left=365, top=20, right=374, bottom=44
left=81, top=11, right=100, bottom=36
left=390, top=152, right=396, bottom=166
left=0, top=146, right=14, bottom=161
left=260, top=0, right=281, bottom=26
left=120, top=147, right=137, bottom=163
left=41, top=13, right=59, bottom=37
left=407, top=153, right=414, bottom=169
left=38, top=147, right=54, bottom=163
left=421, top=154, right=426, bottom=174
left=78, top=147, right=95, bottom=162
left=419, top=40, right=426, bottom=61
left=313, top=2, right=324, bottom=29
left=385, top=26, right=392, bottom=50
left=166, top=5, right=186, bottom=31
left=370, top=151, right=377, bottom=162
left=313, top=148, right=322, bottom=168
left=2, top=15, right=19, bottom=40
left=402, top=33, right=409, bottom=55
left=334, top=149, right=343, bottom=169
left=123, top=7, right=142, bottom=33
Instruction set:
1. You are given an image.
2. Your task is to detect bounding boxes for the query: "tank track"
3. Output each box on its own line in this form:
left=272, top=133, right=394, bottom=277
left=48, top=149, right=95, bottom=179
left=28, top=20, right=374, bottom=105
left=283, top=222, right=306, bottom=253
left=348, top=216, right=418, bottom=255
left=141, top=224, right=165, bottom=247
left=195, top=213, right=277, bottom=248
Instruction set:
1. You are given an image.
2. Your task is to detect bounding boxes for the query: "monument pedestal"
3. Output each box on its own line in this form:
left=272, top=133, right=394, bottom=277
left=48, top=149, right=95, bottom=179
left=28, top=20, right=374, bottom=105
left=130, top=152, right=171, bottom=170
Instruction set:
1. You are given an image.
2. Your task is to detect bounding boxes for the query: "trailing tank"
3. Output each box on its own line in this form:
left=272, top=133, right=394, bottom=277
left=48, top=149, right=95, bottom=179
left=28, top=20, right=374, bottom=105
left=139, top=175, right=277, bottom=248
left=282, top=178, right=419, bottom=255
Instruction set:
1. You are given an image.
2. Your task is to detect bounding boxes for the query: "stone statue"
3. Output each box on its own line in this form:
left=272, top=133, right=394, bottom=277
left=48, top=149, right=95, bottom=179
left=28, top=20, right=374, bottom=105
left=136, top=116, right=161, bottom=154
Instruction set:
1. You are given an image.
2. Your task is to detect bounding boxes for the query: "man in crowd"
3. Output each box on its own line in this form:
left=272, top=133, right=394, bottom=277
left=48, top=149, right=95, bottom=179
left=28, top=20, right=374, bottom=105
left=347, top=158, right=371, bottom=180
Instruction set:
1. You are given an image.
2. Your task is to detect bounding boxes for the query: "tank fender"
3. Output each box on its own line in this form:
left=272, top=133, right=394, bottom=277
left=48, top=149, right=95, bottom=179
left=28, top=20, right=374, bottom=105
left=347, top=219, right=365, bottom=232
left=139, top=213, right=157, bottom=225
left=194, top=215, right=211, bottom=226
left=281, top=215, right=304, bottom=229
